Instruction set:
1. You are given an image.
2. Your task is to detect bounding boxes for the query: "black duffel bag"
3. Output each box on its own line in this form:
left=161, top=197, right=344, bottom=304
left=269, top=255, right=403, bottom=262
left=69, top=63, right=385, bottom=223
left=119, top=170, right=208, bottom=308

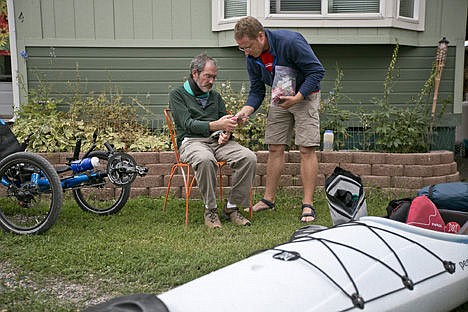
left=0, top=120, right=23, bottom=160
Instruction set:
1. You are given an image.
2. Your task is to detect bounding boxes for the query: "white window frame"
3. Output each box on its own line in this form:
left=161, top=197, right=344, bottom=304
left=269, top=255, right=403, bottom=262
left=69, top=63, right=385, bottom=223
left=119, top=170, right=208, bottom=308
left=396, top=0, right=420, bottom=21
left=212, top=0, right=424, bottom=32
left=212, top=0, right=250, bottom=31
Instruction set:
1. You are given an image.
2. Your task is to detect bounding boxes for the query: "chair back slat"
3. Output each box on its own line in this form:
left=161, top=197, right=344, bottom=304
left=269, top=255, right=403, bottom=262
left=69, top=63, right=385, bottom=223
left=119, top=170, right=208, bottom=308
left=163, top=109, right=181, bottom=163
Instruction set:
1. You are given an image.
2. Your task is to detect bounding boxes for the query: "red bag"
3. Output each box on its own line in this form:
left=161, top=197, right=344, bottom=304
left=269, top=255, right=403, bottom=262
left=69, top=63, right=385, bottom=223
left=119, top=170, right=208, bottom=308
left=406, top=195, right=445, bottom=232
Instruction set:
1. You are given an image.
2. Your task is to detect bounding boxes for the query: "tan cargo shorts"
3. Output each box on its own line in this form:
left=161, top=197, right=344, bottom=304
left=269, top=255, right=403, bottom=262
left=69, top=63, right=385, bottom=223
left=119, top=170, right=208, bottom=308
left=264, top=91, right=321, bottom=147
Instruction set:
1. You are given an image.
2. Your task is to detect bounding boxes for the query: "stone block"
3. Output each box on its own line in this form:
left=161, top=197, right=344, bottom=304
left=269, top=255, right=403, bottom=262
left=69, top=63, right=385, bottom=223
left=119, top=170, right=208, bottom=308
left=255, top=163, right=267, bottom=176
left=164, top=175, right=192, bottom=187
left=40, top=152, right=61, bottom=164
left=413, top=153, right=440, bottom=165
left=321, top=151, right=353, bottom=164
left=385, top=153, right=416, bottom=165
left=422, top=176, right=447, bottom=186
left=252, top=175, right=262, bottom=187
left=220, top=164, right=232, bottom=175
left=288, top=150, right=301, bottom=163
left=159, top=151, right=176, bottom=164
left=391, top=176, right=423, bottom=189
left=284, top=163, right=301, bottom=175
left=404, top=165, right=433, bottom=177
left=129, top=187, right=149, bottom=197
left=372, top=164, right=404, bottom=176
left=339, top=163, right=372, bottom=176
left=133, top=175, right=164, bottom=188
left=316, top=174, right=325, bottom=186
left=128, top=152, right=158, bottom=165
left=150, top=186, right=177, bottom=198
left=60, top=152, right=73, bottom=164
left=361, top=175, right=391, bottom=188
left=319, top=162, right=338, bottom=176
left=436, top=150, right=454, bottom=163
left=352, top=152, right=386, bottom=164
left=255, top=151, right=270, bottom=163
left=432, top=162, right=457, bottom=176
left=146, top=163, right=174, bottom=176
left=446, top=172, right=460, bottom=182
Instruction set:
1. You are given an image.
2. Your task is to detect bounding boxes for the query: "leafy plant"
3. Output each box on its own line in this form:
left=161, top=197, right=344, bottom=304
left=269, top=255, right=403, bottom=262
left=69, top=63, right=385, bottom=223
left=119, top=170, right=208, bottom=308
left=12, top=75, right=169, bottom=153
left=217, top=81, right=268, bottom=151
left=361, top=43, right=442, bottom=153
left=320, top=66, right=353, bottom=150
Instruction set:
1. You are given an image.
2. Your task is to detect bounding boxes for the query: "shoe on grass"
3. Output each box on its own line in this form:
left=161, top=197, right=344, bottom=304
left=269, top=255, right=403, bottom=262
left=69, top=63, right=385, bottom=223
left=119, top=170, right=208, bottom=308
left=223, top=207, right=251, bottom=226
left=204, top=208, right=222, bottom=228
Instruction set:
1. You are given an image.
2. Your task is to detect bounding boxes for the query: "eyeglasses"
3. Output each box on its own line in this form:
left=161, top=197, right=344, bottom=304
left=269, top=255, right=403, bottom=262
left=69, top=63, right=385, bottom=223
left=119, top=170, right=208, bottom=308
left=202, top=73, right=217, bottom=80
left=238, top=33, right=263, bottom=53
left=238, top=46, right=252, bottom=53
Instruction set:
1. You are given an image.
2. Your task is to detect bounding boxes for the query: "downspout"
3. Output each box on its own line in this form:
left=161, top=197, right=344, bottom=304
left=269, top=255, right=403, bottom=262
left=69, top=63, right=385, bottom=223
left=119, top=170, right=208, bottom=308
left=6, top=0, right=19, bottom=121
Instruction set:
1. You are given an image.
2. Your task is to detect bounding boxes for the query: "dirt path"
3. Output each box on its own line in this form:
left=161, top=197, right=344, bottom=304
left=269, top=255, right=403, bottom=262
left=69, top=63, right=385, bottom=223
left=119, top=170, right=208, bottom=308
left=0, top=260, right=115, bottom=309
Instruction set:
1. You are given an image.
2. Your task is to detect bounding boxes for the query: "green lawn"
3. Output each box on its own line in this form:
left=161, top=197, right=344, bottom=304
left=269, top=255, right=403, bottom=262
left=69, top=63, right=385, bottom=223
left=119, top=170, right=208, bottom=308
left=0, top=189, right=466, bottom=311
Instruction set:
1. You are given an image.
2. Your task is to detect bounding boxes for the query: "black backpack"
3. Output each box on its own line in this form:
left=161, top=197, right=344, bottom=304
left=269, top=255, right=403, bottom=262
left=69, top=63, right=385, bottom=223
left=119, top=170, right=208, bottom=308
left=0, top=121, right=23, bottom=160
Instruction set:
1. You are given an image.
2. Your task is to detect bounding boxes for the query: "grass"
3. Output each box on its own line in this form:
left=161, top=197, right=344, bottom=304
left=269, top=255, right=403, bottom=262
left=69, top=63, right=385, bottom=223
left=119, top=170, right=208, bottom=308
left=0, top=188, right=466, bottom=311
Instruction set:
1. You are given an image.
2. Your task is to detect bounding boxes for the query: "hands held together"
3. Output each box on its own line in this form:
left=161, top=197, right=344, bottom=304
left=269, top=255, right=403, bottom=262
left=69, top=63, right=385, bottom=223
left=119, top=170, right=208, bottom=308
left=216, top=115, right=242, bottom=145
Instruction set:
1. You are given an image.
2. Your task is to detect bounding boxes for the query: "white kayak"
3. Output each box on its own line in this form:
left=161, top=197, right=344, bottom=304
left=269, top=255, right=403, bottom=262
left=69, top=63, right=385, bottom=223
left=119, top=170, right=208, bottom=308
left=156, top=216, right=468, bottom=312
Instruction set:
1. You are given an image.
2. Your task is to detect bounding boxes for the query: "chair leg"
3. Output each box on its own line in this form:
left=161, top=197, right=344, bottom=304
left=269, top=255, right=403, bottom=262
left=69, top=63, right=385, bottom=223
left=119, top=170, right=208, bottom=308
left=218, top=167, right=223, bottom=205
left=183, top=166, right=193, bottom=225
left=249, top=187, right=253, bottom=220
left=164, top=165, right=178, bottom=210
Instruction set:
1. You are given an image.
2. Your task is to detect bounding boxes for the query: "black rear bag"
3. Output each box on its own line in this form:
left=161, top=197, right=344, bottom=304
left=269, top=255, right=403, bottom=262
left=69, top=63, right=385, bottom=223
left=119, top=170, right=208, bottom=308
left=0, top=123, right=23, bottom=160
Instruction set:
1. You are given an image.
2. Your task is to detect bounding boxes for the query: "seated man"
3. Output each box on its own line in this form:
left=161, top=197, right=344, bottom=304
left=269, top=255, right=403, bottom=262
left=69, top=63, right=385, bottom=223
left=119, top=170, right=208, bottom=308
left=169, top=53, right=256, bottom=228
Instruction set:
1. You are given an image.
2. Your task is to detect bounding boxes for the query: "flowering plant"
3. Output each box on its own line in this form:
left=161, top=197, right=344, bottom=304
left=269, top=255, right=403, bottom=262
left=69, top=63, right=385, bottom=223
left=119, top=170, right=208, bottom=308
left=0, top=0, right=9, bottom=55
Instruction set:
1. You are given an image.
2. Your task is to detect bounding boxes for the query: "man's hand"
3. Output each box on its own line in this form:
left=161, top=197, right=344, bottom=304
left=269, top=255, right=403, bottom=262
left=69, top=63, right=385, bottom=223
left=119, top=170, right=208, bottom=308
left=219, top=115, right=239, bottom=145
left=278, top=92, right=304, bottom=110
left=235, top=106, right=254, bottom=125
left=218, top=131, right=231, bottom=145
left=211, top=115, right=238, bottom=132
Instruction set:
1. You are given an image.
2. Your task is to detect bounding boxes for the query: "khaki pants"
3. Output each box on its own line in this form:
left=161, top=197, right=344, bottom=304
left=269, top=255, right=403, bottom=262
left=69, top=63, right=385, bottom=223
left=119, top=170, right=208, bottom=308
left=180, top=138, right=256, bottom=209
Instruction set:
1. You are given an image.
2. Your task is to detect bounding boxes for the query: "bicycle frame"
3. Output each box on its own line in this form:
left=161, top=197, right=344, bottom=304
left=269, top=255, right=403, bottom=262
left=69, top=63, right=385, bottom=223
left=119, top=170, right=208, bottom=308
left=1, top=164, right=108, bottom=188
left=1, top=133, right=109, bottom=193
left=0, top=125, right=148, bottom=234
left=0, top=126, right=148, bottom=192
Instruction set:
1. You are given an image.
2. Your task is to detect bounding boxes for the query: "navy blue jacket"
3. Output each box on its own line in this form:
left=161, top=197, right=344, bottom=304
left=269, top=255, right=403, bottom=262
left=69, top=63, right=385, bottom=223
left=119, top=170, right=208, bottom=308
left=245, top=29, right=325, bottom=111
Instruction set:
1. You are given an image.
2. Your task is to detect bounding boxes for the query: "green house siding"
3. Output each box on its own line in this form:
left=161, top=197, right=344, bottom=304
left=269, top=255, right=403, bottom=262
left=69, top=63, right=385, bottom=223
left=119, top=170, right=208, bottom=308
left=10, top=0, right=466, bottom=149
left=25, top=47, right=247, bottom=127
left=25, top=44, right=456, bottom=129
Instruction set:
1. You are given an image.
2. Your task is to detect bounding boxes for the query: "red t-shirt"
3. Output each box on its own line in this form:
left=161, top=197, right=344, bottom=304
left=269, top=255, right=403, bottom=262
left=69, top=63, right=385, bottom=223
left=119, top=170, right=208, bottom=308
left=260, top=51, right=274, bottom=72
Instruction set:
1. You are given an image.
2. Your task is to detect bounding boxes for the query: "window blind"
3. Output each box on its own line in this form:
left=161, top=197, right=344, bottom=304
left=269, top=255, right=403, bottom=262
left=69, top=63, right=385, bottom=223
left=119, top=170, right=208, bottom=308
left=224, top=0, right=247, bottom=18
left=270, top=0, right=321, bottom=14
left=329, top=0, right=380, bottom=13
left=399, top=0, right=414, bottom=18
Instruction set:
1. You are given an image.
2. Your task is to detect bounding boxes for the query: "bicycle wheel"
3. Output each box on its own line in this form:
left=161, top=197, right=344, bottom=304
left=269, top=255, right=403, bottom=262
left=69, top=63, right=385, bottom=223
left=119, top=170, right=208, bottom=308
left=0, top=152, right=62, bottom=235
left=72, top=151, right=131, bottom=215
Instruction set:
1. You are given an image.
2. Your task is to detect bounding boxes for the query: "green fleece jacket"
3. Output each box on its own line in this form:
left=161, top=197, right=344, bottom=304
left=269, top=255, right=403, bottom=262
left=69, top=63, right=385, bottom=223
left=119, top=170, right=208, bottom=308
left=169, top=85, right=227, bottom=147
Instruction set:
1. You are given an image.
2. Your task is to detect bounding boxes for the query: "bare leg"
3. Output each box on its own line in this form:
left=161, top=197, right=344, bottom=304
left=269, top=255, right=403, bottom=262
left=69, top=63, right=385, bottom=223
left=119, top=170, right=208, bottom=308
left=250, top=144, right=285, bottom=212
left=300, top=146, right=318, bottom=222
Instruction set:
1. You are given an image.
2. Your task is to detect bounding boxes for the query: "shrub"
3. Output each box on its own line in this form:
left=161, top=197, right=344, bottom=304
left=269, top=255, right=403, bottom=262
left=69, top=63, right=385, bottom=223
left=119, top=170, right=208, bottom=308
left=320, top=66, right=352, bottom=150
left=321, top=43, right=446, bottom=153
left=12, top=79, right=169, bottom=153
left=218, top=81, right=269, bottom=151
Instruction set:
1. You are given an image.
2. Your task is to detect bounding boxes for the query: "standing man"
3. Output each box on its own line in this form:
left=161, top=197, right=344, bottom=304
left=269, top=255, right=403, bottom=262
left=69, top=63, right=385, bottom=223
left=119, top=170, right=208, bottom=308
left=234, top=16, right=325, bottom=222
left=169, top=53, right=256, bottom=228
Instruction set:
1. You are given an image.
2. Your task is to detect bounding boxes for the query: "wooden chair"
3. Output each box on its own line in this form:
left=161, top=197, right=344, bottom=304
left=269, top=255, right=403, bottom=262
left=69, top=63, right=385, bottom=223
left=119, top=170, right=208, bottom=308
left=163, top=109, right=227, bottom=224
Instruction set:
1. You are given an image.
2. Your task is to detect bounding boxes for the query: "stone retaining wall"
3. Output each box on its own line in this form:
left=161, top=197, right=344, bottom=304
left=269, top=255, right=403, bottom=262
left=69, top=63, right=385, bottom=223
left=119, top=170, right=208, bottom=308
left=41, top=150, right=460, bottom=198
